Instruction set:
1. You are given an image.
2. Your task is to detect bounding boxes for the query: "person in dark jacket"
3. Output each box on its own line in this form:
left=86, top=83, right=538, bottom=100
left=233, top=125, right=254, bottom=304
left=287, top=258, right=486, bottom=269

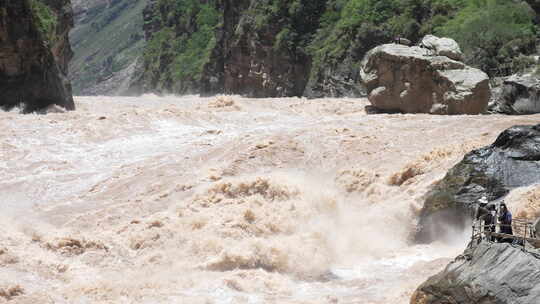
left=498, top=202, right=513, bottom=237
left=475, top=201, right=489, bottom=222
left=484, top=204, right=496, bottom=241
left=475, top=198, right=496, bottom=241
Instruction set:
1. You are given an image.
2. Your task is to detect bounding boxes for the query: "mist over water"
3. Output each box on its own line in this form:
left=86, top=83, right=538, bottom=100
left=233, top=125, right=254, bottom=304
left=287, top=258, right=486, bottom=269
left=2, top=95, right=540, bottom=303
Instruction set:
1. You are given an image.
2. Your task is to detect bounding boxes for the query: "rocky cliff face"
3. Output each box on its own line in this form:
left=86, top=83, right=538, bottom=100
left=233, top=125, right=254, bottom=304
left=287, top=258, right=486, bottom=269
left=128, top=0, right=223, bottom=95
left=73, top=0, right=535, bottom=98
left=129, top=0, right=419, bottom=97
left=130, top=0, right=326, bottom=97
left=411, top=242, right=540, bottom=304
left=221, top=0, right=323, bottom=97
left=412, top=125, right=540, bottom=302
left=417, top=124, right=540, bottom=242
left=0, top=0, right=74, bottom=112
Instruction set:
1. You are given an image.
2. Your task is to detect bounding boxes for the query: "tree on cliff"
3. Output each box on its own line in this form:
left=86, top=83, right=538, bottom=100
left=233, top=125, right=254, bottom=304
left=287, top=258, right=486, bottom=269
left=436, top=0, right=536, bottom=76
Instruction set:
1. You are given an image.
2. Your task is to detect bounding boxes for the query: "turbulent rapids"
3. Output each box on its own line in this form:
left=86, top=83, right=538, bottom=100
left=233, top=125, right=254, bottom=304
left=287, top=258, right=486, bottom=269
left=2, top=95, right=540, bottom=303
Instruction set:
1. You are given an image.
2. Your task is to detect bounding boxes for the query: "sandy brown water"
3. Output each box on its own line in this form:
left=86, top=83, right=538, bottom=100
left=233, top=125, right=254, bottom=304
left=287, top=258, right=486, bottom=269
left=2, top=95, right=540, bottom=303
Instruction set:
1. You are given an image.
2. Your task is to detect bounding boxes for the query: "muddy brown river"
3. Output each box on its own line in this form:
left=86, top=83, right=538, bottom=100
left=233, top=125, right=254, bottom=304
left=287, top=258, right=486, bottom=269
left=2, top=95, right=540, bottom=303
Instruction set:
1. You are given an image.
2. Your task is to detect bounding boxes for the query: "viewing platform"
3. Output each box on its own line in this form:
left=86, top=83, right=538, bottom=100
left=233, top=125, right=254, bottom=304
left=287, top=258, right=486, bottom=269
left=471, top=218, right=540, bottom=249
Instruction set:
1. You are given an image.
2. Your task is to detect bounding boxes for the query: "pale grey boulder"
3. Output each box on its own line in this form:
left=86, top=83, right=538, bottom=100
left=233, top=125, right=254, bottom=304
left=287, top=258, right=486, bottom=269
left=361, top=43, right=490, bottom=114
left=420, top=35, right=463, bottom=61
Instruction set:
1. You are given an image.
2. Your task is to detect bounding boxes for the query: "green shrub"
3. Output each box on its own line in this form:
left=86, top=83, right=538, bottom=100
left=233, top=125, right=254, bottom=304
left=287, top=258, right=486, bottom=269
left=141, top=0, right=220, bottom=90
left=436, top=0, right=536, bottom=74
left=30, top=0, right=58, bottom=43
left=138, top=0, right=540, bottom=95
left=172, top=3, right=219, bottom=82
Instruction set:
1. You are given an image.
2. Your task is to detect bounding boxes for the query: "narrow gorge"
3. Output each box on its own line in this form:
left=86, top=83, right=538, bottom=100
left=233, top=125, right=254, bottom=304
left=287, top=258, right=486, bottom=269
left=3, top=1, right=540, bottom=304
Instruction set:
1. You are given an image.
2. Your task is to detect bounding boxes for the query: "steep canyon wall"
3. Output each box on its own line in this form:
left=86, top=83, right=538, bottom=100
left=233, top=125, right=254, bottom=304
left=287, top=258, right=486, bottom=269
left=129, top=0, right=408, bottom=97
left=0, top=0, right=74, bottom=112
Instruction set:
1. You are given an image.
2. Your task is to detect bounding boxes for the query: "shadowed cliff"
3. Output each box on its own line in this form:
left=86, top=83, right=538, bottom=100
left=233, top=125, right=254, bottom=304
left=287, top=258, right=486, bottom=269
left=0, top=0, right=74, bottom=112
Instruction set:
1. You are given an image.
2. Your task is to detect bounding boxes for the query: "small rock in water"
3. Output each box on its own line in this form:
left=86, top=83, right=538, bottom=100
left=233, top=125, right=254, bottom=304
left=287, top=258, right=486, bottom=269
left=37, top=104, right=67, bottom=114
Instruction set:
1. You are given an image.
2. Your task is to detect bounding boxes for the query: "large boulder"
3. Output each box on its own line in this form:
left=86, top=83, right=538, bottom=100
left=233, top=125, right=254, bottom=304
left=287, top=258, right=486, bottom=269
left=489, top=74, right=540, bottom=114
left=411, top=242, right=540, bottom=304
left=361, top=43, right=490, bottom=114
left=420, top=35, right=463, bottom=62
left=0, top=0, right=75, bottom=112
left=417, top=124, right=540, bottom=242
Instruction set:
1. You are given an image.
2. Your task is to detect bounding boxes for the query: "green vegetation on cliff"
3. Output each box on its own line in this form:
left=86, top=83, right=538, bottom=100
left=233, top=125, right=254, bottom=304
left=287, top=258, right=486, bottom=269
left=30, top=0, right=58, bottom=43
left=130, top=0, right=540, bottom=97
left=142, top=0, right=220, bottom=93
left=243, top=0, right=326, bottom=52
left=1, top=0, right=75, bottom=111
left=305, top=0, right=535, bottom=83
left=436, top=0, right=536, bottom=74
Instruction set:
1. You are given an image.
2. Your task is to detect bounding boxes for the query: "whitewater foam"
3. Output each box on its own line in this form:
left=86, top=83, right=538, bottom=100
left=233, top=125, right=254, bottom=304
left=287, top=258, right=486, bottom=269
left=2, top=95, right=540, bottom=303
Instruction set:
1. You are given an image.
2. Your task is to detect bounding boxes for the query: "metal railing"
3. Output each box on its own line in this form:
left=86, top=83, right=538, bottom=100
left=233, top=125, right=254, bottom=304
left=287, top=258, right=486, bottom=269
left=471, top=217, right=540, bottom=248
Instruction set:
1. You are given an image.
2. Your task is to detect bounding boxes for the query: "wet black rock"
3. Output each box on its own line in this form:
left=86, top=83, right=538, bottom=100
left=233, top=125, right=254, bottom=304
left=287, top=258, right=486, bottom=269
left=411, top=242, right=540, bottom=304
left=417, top=124, right=540, bottom=242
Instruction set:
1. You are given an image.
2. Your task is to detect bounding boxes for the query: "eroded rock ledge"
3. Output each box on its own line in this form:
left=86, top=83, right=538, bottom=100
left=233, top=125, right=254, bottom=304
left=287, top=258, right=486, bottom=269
left=417, top=124, right=540, bottom=242
left=413, top=124, right=540, bottom=303
left=0, top=0, right=74, bottom=112
left=411, top=242, right=540, bottom=304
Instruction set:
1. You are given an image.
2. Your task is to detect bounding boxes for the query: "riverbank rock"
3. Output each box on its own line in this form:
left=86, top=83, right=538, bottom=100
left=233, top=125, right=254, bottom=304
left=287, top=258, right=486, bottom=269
left=489, top=74, right=540, bottom=114
left=416, top=124, right=540, bottom=242
left=0, top=0, right=75, bottom=112
left=411, top=242, right=540, bottom=304
left=360, top=42, right=489, bottom=114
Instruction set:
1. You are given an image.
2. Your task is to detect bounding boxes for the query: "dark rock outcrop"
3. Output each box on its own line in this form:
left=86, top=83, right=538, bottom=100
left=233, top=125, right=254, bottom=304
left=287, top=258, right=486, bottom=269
left=360, top=42, right=490, bottom=114
left=489, top=74, right=540, bottom=115
left=42, top=0, right=74, bottom=76
left=220, top=0, right=318, bottom=98
left=0, top=0, right=75, bottom=112
left=302, top=22, right=389, bottom=99
left=417, top=124, right=540, bottom=242
left=411, top=242, right=540, bottom=304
